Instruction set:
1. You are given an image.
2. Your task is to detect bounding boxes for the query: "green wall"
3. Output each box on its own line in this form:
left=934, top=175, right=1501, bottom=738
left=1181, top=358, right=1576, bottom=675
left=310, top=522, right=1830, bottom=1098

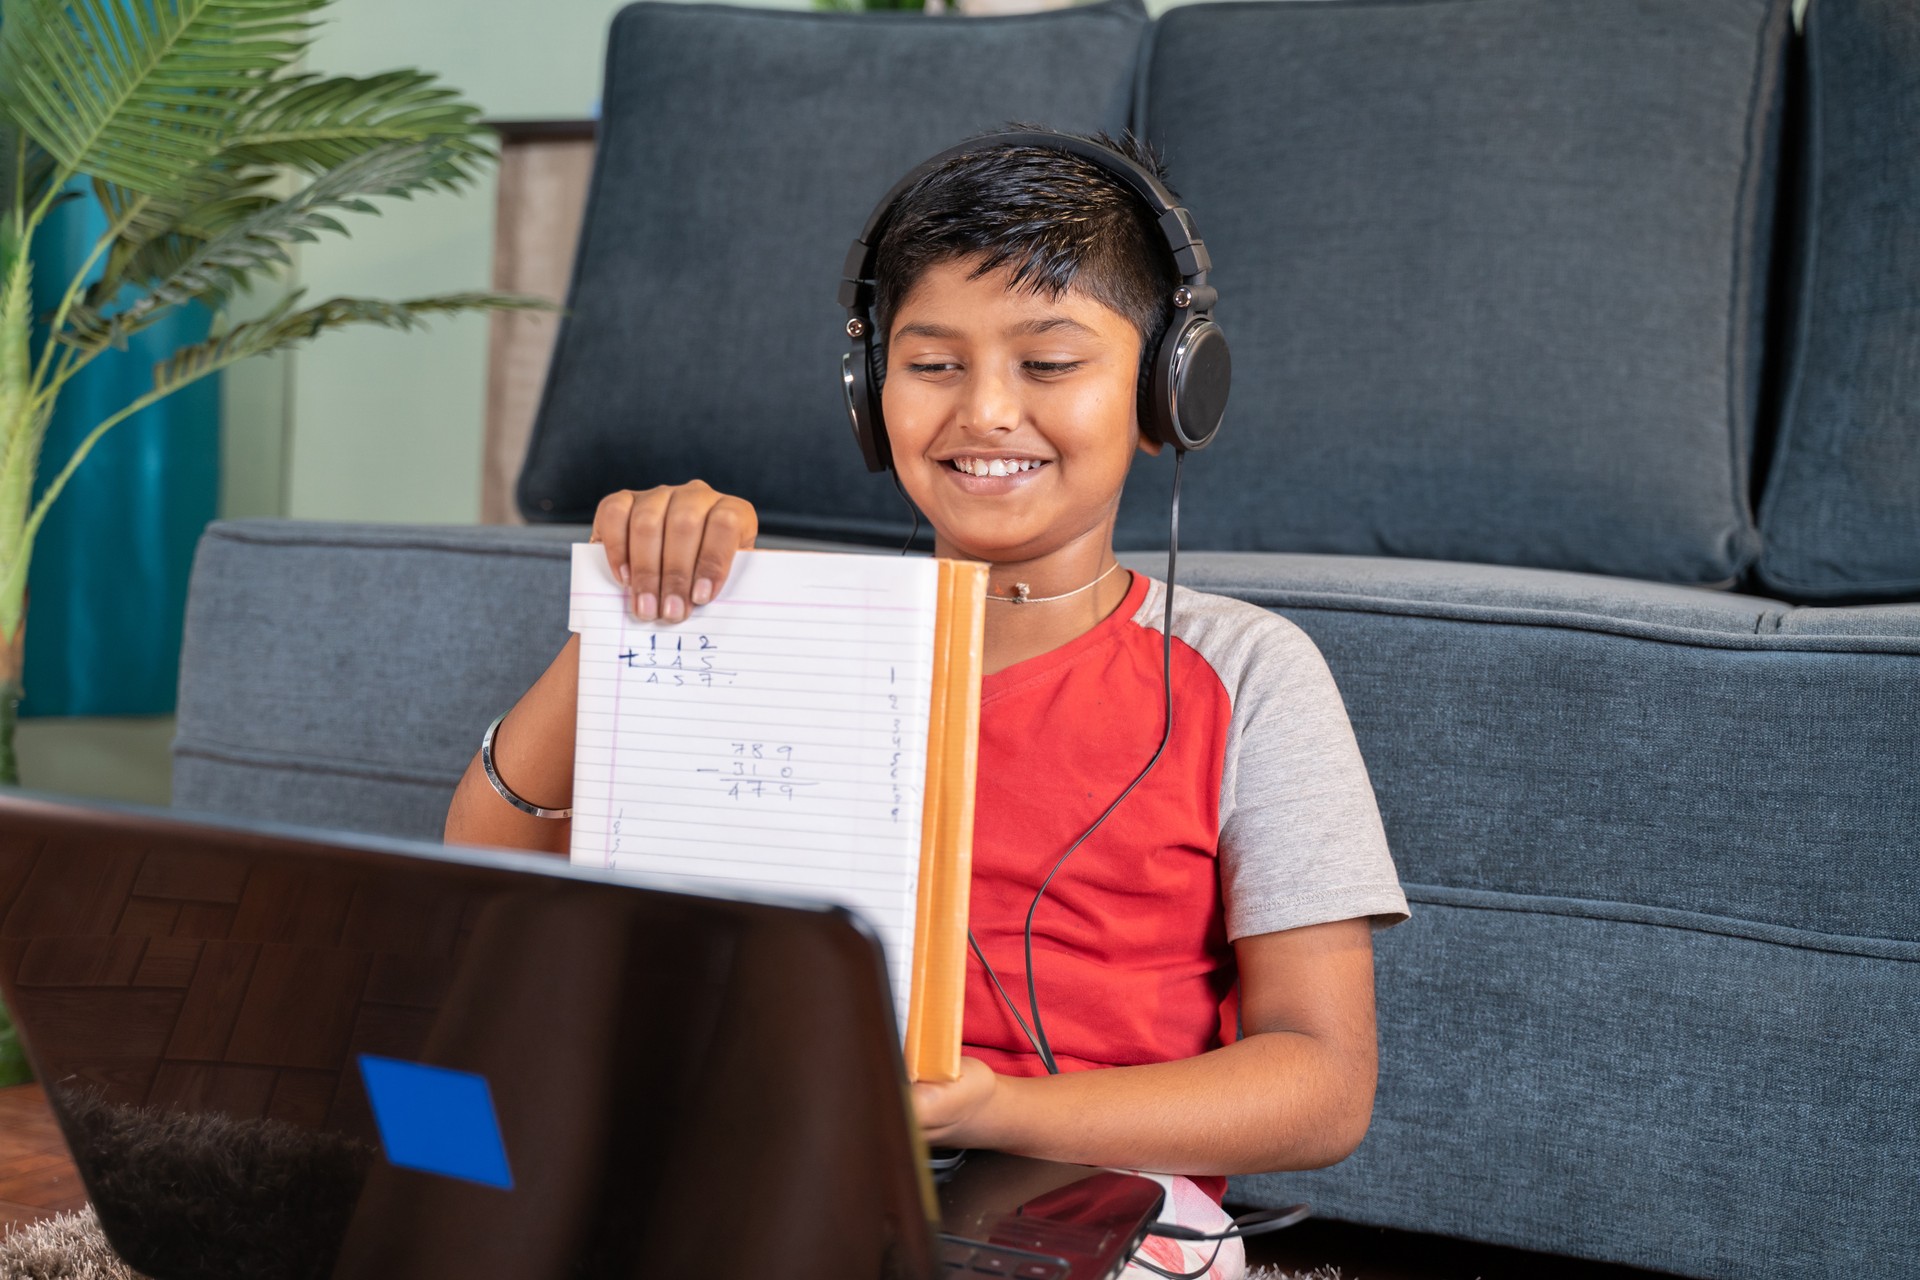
left=251, top=0, right=640, bottom=527
left=273, top=0, right=811, bottom=527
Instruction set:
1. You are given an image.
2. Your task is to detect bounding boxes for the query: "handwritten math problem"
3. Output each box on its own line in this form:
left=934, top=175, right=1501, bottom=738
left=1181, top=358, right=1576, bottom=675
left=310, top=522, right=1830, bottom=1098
left=566, top=545, right=941, bottom=1031
left=691, top=741, right=820, bottom=801
left=613, top=632, right=739, bottom=687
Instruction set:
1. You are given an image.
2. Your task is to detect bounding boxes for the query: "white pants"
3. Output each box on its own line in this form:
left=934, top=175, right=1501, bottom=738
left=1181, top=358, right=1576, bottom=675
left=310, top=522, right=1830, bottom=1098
left=1118, top=1174, right=1246, bottom=1280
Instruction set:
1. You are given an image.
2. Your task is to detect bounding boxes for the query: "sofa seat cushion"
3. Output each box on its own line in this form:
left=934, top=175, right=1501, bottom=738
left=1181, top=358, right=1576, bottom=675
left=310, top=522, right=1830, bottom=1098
left=1229, top=886, right=1920, bottom=1280
left=177, top=521, right=1920, bottom=951
left=1756, top=0, right=1920, bottom=600
left=1129, top=0, right=1793, bottom=583
left=515, top=0, right=1149, bottom=537
left=1127, top=550, right=1920, bottom=943
left=173, top=521, right=583, bottom=841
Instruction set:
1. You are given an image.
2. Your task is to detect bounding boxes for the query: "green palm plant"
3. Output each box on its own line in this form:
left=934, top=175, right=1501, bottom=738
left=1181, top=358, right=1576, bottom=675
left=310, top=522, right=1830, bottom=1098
left=0, top=0, right=548, bottom=786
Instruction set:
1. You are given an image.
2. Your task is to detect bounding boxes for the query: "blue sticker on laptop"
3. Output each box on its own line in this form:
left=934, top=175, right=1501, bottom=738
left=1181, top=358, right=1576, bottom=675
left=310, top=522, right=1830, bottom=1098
left=357, top=1054, right=514, bottom=1190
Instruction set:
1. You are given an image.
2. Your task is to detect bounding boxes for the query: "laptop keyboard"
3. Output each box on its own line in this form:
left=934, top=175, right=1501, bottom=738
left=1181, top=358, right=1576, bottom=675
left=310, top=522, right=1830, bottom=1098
left=938, top=1233, right=1071, bottom=1278
left=989, top=1216, right=1115, bottom=1258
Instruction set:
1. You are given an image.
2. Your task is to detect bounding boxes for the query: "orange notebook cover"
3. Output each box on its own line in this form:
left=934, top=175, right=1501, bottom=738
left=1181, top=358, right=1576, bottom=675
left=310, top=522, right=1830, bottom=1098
left=904, top=559, right=988, bottom=1083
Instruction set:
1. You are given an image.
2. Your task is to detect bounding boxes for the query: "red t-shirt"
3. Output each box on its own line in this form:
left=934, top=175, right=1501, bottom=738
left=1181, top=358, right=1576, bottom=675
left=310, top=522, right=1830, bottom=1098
left=963, top=571, right=1409, bottom=1199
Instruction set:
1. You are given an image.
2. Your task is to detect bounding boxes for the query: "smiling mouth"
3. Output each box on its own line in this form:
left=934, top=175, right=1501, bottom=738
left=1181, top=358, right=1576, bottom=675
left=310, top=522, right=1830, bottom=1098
left=943, top=457, right=1051, bottom=477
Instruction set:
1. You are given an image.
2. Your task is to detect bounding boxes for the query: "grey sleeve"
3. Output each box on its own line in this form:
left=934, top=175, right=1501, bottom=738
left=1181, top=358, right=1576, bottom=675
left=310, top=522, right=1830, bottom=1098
left=1212, top=610, right=1410, bottom=940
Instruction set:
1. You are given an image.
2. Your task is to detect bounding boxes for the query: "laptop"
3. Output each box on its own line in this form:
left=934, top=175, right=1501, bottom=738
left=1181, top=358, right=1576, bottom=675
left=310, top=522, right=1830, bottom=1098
left=0, top=792, right=1164, bottom=1280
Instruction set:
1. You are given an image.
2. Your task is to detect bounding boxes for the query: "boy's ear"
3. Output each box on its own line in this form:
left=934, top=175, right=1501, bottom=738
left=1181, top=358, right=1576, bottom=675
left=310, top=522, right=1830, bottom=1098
left=1136, top=429, right=1164, bottom=457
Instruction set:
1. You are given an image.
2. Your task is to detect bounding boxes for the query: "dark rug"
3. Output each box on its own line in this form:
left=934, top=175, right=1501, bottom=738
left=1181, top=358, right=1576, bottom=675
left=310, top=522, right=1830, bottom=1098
left=0, top=1207, right=1341, bottom=1279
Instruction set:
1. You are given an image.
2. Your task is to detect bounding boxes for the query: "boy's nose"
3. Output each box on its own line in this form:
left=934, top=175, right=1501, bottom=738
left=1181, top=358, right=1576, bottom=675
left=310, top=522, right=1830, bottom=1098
left=957, top=366, right=1022, bottom=435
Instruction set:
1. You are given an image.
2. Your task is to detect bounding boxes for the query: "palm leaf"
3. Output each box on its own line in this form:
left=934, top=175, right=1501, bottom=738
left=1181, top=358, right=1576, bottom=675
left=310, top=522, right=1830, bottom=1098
left=152, top=288, right=557, bottom=393
left=220, top=70, right=491, bottom=179
left=0, top=121, right=60, bottom=222
left=0, top=0, right=324, bottom=198
left=82, top=65, right=491, bottom=306
left=65, top=140, right=461, bottom=348
left=87, top=167, right=281, bottom=305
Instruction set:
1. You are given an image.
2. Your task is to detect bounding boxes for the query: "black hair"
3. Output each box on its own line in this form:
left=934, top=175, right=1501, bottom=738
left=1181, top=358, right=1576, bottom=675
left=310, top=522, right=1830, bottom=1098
left=872, top=125, right=1181, bottom=402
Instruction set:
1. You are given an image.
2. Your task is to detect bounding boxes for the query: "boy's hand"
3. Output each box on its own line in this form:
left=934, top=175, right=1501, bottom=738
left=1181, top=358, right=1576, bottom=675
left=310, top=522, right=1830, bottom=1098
left=592, top=482, right=758, bottom=623
left=913, top=1056, right=1004, bottom=1147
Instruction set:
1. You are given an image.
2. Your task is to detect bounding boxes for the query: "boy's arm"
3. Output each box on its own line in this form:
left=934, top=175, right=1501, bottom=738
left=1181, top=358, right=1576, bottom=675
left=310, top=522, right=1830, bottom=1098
left=443, top=483, right=758, bottom=854
left=445, top=634, right=580, bottom=855
left=913, top=916, right=1380, bottom=1175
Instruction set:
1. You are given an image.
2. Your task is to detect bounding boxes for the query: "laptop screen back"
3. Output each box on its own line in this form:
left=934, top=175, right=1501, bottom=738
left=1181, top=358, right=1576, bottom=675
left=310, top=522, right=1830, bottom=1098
left=0, top=795, right=937, bottom=1280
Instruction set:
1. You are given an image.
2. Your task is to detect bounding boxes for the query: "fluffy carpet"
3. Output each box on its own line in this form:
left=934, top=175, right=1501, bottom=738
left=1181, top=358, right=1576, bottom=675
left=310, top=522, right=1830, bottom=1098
left=0, top=1208, right=1343, bottom=1279
left=0, top=1212, right=144, bottom=1280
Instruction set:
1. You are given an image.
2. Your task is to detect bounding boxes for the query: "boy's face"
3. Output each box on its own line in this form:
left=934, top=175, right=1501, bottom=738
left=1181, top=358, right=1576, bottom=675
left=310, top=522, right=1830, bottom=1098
left=882, top=255, right=1158, bottom=565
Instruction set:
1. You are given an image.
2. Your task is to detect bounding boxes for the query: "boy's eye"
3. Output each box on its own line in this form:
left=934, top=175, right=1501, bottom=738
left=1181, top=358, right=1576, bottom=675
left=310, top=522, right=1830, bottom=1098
left=905, top=361, right=958, bottom=375
left=1025, top=361, right=1082, bottom=374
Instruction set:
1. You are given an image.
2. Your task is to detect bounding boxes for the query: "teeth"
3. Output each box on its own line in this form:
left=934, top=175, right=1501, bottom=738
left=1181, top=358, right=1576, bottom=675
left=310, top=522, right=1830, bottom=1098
left=953, top=457, right=1043, bottom=475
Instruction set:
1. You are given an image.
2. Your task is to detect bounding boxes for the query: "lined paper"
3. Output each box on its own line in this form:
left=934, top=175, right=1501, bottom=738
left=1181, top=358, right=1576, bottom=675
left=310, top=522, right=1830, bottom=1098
left=569, top=545, right=938, bottom=1032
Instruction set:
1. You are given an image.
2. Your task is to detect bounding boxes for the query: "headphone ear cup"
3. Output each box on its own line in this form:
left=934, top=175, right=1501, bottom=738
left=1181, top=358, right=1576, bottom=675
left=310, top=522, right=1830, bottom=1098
left=864, top=331, right=893, bottom=471
left=857, top=328, right=894, bottom=472
left=844, top=326, right=891, bottom=473
left=867, top=331, right=889, bottom=401
left=1153, top=317, right=1231, bottom=452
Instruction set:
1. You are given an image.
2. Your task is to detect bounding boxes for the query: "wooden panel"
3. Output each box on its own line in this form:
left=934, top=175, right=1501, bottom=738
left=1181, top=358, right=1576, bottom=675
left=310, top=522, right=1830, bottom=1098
left=229, top=863, right=355, bottom=946
left=16, top=935, right=148, bottom=987
left=482, top=131, right=596, bottom=524
left=132, top=937, right=204, bottom=988
left=163, top=941, right=260, bottom=1061
left=116, top=898, right=181, bottom=937
left=266, top=1069, right=339, bottom=1128
left=132, top=849, right=251, bottom=903
left=147, top=1063, right=278, bottom=1118
left=2, top=852, right=139, bottom=939
left=223, top=945, right=369, bottom=1070
left=8, top=988, right=184, bottom=1064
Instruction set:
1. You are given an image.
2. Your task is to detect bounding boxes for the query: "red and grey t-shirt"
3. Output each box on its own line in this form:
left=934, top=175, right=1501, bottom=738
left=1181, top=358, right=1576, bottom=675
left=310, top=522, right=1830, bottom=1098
left=964, top=571, right=1409, bottom=1182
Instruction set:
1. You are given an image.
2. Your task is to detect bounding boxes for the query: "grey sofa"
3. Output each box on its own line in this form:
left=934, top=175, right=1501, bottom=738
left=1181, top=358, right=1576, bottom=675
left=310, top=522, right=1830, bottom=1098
left=171, top=1, right=1920, bottom=1277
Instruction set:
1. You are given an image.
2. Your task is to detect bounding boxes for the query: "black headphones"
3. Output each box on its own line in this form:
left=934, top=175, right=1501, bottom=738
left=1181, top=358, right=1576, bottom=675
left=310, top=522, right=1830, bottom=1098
left=837, top=130, right=1231, bottom=472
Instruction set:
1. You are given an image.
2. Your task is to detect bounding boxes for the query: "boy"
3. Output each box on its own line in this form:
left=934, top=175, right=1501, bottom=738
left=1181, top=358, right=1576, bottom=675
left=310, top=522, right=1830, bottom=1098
left=446, top=131, right=1408, bottom=1279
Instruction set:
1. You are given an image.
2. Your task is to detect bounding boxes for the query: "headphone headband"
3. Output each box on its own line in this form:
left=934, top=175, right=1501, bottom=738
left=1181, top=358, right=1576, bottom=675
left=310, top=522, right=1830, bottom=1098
left=837, top=130, right=1214, bottom=316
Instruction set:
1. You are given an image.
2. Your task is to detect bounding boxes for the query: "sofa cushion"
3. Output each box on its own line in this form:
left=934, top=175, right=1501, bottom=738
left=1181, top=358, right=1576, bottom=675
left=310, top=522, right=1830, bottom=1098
left=1230, top=891, right=1920, bottom=1279
left=1127, top=0, right=1793, bottom=584
left=173, top=522, right=582, bottom=840
left=515, top=0, right=1149, bottom=538
left=1125, top=550, right=1920, bottom=944
left=175, top=520, right=1920, bottom=945
left=171, top=522, right=891, bottom=839
left=1756, top=0, right=1920, bottom=601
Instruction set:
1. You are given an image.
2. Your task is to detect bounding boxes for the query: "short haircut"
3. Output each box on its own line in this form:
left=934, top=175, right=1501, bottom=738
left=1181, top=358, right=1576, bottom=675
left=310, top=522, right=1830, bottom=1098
left=872, top=126, right=1181, bottom=391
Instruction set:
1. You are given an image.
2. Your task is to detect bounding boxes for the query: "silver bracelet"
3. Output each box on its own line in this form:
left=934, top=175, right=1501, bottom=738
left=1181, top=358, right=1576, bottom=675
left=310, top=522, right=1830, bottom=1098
left=481, top=713, right=572, bottom=819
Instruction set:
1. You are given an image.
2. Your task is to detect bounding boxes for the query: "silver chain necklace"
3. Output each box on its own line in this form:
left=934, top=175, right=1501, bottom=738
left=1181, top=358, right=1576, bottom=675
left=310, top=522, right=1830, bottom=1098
left=988, top=560, right=1124, bottom=605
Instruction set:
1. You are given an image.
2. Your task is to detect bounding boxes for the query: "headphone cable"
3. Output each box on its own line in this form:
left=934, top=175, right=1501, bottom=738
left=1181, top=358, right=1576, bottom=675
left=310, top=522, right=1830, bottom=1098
left=891, top=467, right=923, bottom=554
left=969, top=449, right=1184, bottom=1075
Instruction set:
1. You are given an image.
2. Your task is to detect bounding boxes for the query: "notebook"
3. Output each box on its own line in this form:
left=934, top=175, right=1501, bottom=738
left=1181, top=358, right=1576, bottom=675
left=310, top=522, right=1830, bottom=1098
left=567, top=546, right=988, bottom=1082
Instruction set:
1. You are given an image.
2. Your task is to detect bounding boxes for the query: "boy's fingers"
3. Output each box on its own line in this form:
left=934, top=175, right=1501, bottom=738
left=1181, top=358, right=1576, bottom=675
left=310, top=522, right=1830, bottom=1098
left=622, top=487, right=675, bottom=621
left=591, top=490, right=636, bottom=589
left=656, top=483, right=721, bottom=623
left=691, top=496, right=759, bottom=605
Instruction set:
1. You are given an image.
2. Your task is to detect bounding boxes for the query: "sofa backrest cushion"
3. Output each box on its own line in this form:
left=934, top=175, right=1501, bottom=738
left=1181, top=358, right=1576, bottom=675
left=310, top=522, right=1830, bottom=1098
left=1125, top=0, right=1792, bottom=584
left=1755, top=0, right=1920, bottom=601
left=516, top=0, right=1148, bottom=538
